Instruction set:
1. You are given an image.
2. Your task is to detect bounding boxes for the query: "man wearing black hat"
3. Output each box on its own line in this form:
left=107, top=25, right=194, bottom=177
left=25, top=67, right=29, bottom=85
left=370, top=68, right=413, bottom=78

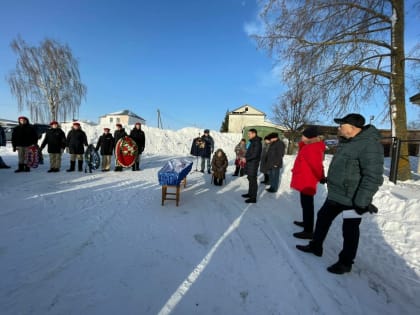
left=296, top=113, right=384, bottom=274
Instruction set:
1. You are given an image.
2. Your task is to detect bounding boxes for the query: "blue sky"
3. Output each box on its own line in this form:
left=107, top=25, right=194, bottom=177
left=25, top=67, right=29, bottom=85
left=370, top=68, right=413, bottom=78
left=0, top=0, right=419, bottom=130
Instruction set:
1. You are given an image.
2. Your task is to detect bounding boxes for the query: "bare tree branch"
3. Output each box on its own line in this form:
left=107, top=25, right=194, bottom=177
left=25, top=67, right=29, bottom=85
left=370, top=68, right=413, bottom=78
left=7, top=36, right=87, bottom=123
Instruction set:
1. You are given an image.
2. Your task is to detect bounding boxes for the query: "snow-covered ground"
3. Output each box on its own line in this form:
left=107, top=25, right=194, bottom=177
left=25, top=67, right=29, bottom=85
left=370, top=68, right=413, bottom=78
left=0, top=125, right=419, bottom=315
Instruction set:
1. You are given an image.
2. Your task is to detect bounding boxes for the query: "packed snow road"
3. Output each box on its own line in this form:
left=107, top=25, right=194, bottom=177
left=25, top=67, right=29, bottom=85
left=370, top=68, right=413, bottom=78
left=0, top=154, right=419, bottom=315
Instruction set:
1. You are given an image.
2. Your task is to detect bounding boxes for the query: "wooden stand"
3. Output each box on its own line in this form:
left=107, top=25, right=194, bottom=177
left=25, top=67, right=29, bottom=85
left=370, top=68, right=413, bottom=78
left=161, top=177, right=187, bottom=206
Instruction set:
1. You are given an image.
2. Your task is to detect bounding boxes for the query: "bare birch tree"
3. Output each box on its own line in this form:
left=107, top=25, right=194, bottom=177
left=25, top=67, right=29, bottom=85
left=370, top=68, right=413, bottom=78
left=7, top=37, right=87, bottom=123
left=272, top=77, right=320, bottom=153
left=252, top=0, right=420, bottom=180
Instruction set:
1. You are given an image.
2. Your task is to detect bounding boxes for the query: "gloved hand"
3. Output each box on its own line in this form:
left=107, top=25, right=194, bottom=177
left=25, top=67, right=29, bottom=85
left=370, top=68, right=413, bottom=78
left=354, top=206, right=368, bottom=215
left=354, top=204, right=378, bottom=215
left=320, top=177, right=327, bottom=184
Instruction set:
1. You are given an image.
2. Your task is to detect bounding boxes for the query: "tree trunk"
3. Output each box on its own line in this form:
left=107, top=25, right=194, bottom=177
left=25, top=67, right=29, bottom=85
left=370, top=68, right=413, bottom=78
left=392, top=0, right=411, bottom=180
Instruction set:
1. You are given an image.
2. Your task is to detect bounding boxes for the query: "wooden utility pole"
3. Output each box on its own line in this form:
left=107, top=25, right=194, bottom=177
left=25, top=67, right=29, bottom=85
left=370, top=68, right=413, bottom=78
left=157, top=109, right=163, bottom=129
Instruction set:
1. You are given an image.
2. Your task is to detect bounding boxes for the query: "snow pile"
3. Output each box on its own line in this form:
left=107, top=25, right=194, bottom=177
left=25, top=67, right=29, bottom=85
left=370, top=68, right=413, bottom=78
left=0, top=126, right=419, bottom=315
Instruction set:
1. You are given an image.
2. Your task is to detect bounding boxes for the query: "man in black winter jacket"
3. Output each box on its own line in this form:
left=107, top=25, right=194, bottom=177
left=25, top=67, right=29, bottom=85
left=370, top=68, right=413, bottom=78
left=200, top=129, right=214, bottom=174
left=66, top=122, right=88, bottom=172
left=40, top=121, right=66, bottom=172
left=129, top=122, right=145, bottom=171
left=11, top=116, right=38, bottom=172
left=265, top=133, right=285, bottom=193
left=96, top=128, right=114, bottom=171
left=242, top=129, right=262, bottom=203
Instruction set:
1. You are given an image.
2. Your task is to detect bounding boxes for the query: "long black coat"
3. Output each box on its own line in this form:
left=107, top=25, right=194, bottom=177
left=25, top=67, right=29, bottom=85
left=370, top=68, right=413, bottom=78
left=265, top=139, right=285, bottom=170
left=96, top=133, right=114, bottom=155
left=130, top=128, right=145, bottom=153
left=245, top=136, right=262, bottom=176
left=66, top=128, right=88, bottom=154
left=11, top=122, right=38, bottom=149
left=40, top=128, right=67, bottom=153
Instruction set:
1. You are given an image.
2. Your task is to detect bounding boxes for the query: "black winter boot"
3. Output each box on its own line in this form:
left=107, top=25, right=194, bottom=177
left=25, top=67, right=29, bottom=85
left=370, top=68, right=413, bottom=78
left=78, top=160, right=83, bottom=172
left=24, top=165, right=30, bottom=172
left=261, top=173, right=269, bottom=184
left=233, top=165, right=239, bottom=176
left=132, top=164, right=136, bottom=171
left=15, top=163, right=24, bottom=173
left=67, top=161, right=75, bottom=172
left=135, top=162, right=140, bottom=171
left=239, top=168, right=245, bottom=177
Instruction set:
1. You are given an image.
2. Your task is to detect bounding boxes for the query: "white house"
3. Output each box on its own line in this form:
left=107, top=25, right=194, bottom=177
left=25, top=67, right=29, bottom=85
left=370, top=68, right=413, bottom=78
left=99, top=110, right=146, bottom=127
left=228, top=104, right=285, bottom=133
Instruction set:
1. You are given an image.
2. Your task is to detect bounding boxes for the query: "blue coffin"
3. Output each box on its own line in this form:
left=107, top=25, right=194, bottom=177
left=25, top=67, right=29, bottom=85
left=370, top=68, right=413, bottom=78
left=158, top=158, right=193, bottom=186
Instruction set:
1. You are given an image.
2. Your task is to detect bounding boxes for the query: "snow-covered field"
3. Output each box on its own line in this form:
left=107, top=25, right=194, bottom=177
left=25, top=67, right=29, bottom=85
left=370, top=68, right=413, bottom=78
left=0, top=125, right=419, bottom=315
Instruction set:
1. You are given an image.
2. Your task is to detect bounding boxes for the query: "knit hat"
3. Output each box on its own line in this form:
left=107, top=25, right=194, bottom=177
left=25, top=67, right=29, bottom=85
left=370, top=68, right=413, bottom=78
left=302, top=126, right=319, bottom=139
left=50, top=121, right=58, bottom=126
left=135, top=122, right=141, bottom=126
left=334, top=113, right=365, bottom=128
left=73, top=122, right=80, bottom=127
left=204, top=129, right=210, bottom=134
left=116, top=123, right=122, bottom=128
left=18, top=116, right=28, bottom=121
left=104, top=127, right=110, bottom=131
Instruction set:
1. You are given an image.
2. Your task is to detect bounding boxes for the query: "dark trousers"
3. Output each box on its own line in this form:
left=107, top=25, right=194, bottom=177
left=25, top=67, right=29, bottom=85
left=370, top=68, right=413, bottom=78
left=310, top=199, right=362, bottom=265
left=247, top=175, right=258, bottom=199
left=268, top=167, right=281, bottom=192
left=300, top=193, right=314, bottom=233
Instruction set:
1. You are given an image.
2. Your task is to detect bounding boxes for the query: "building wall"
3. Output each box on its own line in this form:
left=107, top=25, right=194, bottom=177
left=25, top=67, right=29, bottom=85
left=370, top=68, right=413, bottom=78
left=228, top=115, right=265, bottom=133
left=99, top=115, right=145, bottom=127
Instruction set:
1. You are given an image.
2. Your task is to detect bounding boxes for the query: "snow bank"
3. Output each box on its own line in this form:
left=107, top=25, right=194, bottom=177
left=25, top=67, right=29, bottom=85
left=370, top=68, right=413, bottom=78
left=0, top=125, right=419, bottom=315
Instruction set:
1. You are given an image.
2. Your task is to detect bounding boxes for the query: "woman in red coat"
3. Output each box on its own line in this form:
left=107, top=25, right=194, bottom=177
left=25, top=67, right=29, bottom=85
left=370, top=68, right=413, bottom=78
left=290, top=126, right=326, bottom=239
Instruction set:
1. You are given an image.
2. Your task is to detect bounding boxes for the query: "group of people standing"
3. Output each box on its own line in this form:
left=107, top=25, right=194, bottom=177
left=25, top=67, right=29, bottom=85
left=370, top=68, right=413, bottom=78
left=212, top=113, right=384, bottom=275
left=5, top=113, right=385, bottom=275
left=239, top=129, right=286, bottom=203
left=6, top=117, right=145, bottom=173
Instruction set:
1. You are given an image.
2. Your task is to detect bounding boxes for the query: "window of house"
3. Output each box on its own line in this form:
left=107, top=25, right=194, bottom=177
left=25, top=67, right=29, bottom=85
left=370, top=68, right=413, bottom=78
left=116, top=118, right=120, bottom=123
left=109, top=117, right=113, bottom=123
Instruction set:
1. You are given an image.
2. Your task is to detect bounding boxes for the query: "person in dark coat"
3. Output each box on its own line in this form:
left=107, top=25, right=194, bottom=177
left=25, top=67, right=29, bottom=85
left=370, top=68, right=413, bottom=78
left=265, top=133, right=286, bottom=193
left=129, top=122, right=145, bottom=171
left=291, top=126, right=326, bottom=239
left=296, top=114, right=384, bottom=274
left=233, top=138, right=247, bottom=177
left=211, top=148, right=228, bottom=186
left=113, top=123, right=127, bottom=171
left=40, top=121, right=67, bottom=172
left=242, top=128, right=262, bottom=203
left=11, top=116, right=38, bottom=172
left=0, top=124, right=11, bottom=169
left=200, top=129, right=214, bottom=174
left=95, top=128, right=114, bottom=171
left=66, top=122, right=88, bottom=172
left=259, top=135, right=271, bottom=183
